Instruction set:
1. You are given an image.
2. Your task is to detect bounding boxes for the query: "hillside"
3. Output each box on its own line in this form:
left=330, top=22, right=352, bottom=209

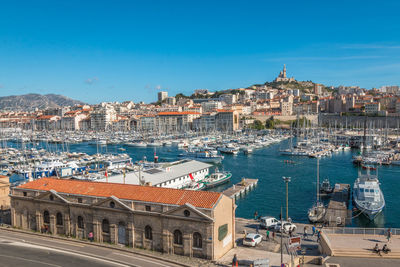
left=0, top=94, right=85, bottom=111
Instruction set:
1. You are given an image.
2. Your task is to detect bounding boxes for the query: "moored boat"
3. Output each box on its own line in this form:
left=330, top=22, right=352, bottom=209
left=202, top=171, right=232, bottom=188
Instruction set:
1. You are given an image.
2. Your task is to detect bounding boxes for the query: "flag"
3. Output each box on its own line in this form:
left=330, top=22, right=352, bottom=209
left=189, top=173, right=194, bottom=180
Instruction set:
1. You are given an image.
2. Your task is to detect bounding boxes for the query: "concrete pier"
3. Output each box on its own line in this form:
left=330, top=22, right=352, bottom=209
left=222, top=178, right=258, bottom=199
left=324, top=183, right=351, bottom=226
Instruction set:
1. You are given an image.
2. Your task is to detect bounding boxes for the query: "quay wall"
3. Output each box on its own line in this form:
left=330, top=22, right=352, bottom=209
left=319, top=231, right=333, bottom=256
left=252, top=114, right=318, bottom=123
left=319, top=114, right=400, bottom=128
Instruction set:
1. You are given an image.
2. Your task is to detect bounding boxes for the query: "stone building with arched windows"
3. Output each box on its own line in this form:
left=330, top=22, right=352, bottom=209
left=10, top=177, right=235, bottom=260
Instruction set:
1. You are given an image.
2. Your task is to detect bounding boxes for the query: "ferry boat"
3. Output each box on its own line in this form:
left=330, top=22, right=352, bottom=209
left=202, top=171, right=232, bottom=188
left=353, top=171, right=385, bottom=220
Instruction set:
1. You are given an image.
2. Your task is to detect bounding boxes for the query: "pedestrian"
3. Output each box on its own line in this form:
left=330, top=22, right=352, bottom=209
left=88, top=231, right=94, bottom=242
left=266, top=230, right=270, bottom=240
left=317, top=230, right=321, bottom=243
left=272, top=231, right=275, bottom=240
left=256, top=225, right=259, bottom=234
left=303, top=226, right=308, bottom=239
left=232, top=254, right=238, bottom=267
left=387, top=228, right=392, bottom=243
left=312, top=225, right=316, bottom=236
left=254, top=211, right=258, bottom=220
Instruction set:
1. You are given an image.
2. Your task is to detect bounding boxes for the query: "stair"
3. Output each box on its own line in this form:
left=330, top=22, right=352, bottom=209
left=332, top=248, right=400, bottom=258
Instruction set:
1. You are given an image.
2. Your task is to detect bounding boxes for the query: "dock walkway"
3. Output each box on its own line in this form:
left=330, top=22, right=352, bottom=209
left=324, top=183, right=351, bottom=226
left=222, top=178, right=258, bottom=199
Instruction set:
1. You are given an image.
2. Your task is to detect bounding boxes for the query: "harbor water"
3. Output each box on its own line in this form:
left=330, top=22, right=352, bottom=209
left=8, top=139, right=400, bottom=228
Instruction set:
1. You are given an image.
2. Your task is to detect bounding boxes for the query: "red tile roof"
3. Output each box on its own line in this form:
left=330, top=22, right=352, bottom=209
left=18, top=178, right=222, bottom=209
left=158, top=111, right=200, bottom=115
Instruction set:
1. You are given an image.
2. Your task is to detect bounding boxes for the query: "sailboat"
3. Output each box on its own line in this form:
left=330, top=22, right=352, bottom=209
left=308, top=158, right=326, bottom=223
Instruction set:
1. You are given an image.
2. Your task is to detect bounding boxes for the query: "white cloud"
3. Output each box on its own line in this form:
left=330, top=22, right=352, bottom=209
left=85, top=77, right=99, bottom=85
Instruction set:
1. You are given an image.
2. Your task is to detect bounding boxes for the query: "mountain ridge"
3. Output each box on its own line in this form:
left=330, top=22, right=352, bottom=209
left=0, top=93, right=85, bottom=111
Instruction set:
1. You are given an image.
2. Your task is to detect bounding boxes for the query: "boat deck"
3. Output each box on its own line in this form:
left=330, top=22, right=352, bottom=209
left=324, top=183, right=351, bottom=226
left=222, top=178, right=258, bottom=199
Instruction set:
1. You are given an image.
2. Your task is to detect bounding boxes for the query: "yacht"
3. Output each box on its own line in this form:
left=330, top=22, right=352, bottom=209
left=320, top=178, right=333, bottom=196
left=353, top=171, right=385, bottom=220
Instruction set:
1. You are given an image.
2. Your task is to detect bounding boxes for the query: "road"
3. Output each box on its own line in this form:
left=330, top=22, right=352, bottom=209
left=0, top=229, right=183, bottom=267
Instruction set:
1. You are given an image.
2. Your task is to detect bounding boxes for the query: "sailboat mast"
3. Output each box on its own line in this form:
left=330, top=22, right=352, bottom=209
left=317, top=158, right=320, bottom=203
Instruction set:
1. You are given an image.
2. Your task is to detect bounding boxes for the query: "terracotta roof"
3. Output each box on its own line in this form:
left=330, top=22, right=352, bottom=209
left=37, top=115, right=59, bottom=120
left=17, top=178, right=222, bottom=209
left=158, top=111, right=200, bottom=115
left=216, top=109, right=234, bottom=113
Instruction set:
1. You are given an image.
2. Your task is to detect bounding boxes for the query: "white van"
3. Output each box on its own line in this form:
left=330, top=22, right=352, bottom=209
left=260, top=216, right=280, bottom=229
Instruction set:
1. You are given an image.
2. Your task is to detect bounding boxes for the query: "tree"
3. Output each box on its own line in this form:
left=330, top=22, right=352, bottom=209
left=251, top=120, right=264, bottom=130
left=265, top=117, right=275, bottom=129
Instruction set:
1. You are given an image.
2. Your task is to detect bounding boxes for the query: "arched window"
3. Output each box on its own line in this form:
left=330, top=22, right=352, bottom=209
left=56, top=212, right=63, bottom=226
left=173, top=230, right=183, bottom=245
left=102, top=219, right=110, bottom=233
left=43, top=210, right=50, bottom=224
left=77, top=216, right=84, bottom=229
left=145, top=225, right=152, bottom=240
left=193, top=232, right=202, bottom=248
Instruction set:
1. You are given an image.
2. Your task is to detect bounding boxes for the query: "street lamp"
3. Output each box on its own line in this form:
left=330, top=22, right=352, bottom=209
left=282, top=176, right=291, bottom=221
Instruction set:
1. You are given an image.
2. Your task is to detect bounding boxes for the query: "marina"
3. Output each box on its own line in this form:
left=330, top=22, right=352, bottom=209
left=1, top=129, right=400, bottom=228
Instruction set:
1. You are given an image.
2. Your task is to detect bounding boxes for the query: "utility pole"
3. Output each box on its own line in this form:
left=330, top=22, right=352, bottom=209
left=280, top=206, right=283, bottom=266
left=283, top=176, right=291, bottom=221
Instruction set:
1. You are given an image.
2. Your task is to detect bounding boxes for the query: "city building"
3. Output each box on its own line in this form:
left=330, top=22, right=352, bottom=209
left=215, top=110, right=239, bottom=132
left=364, top=102, right=381, bottom=114
left=158, top=91, right=168, bottom=102
left=0, top=175, right=10, bottom=210
left=165, top=97, right=176, bottom=105
left=11, top=177, right=235, bottom=260
left=100, top=160, right=211, bottom=189
left=219, top=94, right=237, bottom=105
left=90, top=105, right=117, bottom=131
left=201, top=101, right=223, bottom=112
left=155, top=111, right=201, bottom=133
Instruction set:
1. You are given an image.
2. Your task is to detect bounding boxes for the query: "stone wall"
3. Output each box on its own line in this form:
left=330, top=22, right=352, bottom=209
left=319, top=114, right=400, bottom=128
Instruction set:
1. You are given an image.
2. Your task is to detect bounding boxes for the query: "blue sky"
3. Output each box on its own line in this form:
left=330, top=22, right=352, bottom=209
left=0, top=0, right=399, bottom=103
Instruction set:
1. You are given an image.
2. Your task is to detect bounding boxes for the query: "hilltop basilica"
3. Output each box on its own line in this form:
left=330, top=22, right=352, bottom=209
left=274, top=64, right=296, bottom=82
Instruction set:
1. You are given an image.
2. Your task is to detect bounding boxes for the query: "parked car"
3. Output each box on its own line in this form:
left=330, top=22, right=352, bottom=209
left=274, top=221, right=297, bottom=234
left=243, top=233, right=263, bottom=247
left=260, top=216, right=280, bottom=229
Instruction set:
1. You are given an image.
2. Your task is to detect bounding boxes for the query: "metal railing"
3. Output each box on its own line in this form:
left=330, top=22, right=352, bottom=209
left=323, top=227, right=400, bottom=235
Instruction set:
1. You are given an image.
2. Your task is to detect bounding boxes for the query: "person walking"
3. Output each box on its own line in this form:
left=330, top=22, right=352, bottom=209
left=272, top=231, right=275, bottom=240
left=303, top=226, right=308, bottom=239
left=317, top=230, right=321, bottom=243
left=88, top=231, right=94, bottom=242
left=254, top=211, right=258, bottom=220
left=266, top=230, right=270, bottom=240
left=312, top=225, right=316, bottom=236
left=232, top=254, right=238, bottom=267
left=256, top=225, right=259, bottom=234
left=387, top=228, right=392, bottom=243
